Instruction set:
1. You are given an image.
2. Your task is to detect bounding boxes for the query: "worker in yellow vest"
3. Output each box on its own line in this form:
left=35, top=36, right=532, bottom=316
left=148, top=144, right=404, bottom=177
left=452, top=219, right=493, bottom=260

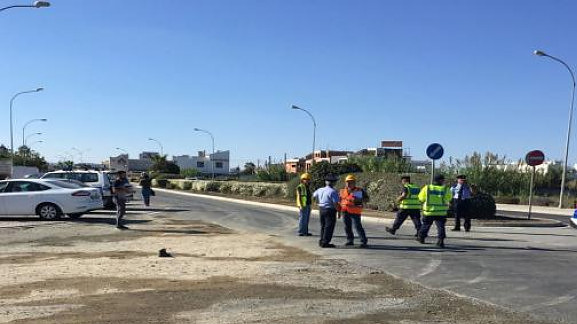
left=417, top=174, right=452, bottom=248
left=296, top=173, right=312, bottom=236
left=386, top=176, right=422, bottom=236
left=339, top=174, right=369, bottom=248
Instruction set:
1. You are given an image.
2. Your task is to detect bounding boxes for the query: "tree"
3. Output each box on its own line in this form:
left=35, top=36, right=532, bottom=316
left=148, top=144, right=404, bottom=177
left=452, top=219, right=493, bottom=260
left=149, top=154, right=180, bottom=174
left=242, top=162, right=256, bottom=175
left=13, top=145, right=48, bottom=171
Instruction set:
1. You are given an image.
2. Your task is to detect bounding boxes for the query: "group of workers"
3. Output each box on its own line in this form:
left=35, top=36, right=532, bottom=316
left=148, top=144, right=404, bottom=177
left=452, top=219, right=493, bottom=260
left=296, top=172, right=472, bottom=249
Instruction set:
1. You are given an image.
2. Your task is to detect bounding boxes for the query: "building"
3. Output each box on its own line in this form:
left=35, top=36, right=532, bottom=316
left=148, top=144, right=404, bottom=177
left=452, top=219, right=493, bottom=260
left=285, top=158, right=306, bottom=173
left=107, top=152, right=155, bottom=172
left=173, top=150, right=230, bottom=175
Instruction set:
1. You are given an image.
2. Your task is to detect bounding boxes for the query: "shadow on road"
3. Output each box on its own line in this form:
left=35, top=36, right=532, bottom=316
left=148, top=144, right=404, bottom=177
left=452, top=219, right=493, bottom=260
left=71, top=217, right=152, bottom=226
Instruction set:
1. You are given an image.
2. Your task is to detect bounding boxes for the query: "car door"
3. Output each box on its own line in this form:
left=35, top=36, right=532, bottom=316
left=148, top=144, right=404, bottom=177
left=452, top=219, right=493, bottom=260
left=2, top=181, right=47, bottom=215
left=0, top=181, right=9, bottom=214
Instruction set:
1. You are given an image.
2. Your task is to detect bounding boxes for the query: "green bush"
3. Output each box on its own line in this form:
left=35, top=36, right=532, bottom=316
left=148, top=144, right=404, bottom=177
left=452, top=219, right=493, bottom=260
left=182, top=181, right=192, bottom=190
left=205, top=181, right=221, bottom=192
left=156, top=179, right=168, bottom=188
left=468, top=192, right=497, bottom=219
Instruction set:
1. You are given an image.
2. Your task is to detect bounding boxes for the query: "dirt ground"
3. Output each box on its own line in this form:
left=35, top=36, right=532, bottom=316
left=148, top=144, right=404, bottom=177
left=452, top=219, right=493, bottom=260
left=0, top=208, right=553, bottom=323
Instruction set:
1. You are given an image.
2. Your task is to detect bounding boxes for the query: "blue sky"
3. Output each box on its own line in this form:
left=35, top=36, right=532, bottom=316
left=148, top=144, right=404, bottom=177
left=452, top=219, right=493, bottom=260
left=1, top=0, right=576, bottom=167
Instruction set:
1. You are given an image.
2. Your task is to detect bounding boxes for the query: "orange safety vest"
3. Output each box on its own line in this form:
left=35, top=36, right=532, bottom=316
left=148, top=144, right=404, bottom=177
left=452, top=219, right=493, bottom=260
left=339, top=187, right=364, bottom=215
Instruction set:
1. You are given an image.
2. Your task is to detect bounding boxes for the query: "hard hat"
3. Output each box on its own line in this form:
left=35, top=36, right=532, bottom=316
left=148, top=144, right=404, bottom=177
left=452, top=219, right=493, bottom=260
left=345, top=174, right=356, bottom=182
left=300, top=173, right=311, bottom=180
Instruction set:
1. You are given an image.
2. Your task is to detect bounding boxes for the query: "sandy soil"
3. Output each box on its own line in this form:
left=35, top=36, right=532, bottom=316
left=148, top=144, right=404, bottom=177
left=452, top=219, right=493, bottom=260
left=0, top=210, right=553, bottom=324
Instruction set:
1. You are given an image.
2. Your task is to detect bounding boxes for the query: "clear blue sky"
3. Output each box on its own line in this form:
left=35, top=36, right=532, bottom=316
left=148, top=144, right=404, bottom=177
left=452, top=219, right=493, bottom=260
left=1, top=0, right=576, bottom=167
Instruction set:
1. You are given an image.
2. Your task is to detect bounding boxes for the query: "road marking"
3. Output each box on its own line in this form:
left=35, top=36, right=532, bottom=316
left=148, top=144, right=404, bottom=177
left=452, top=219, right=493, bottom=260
left=416, top=259, right=441, bottom=278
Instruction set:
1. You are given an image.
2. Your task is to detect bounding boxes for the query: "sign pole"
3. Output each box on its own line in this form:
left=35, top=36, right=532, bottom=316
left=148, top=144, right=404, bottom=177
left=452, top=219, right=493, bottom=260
left=430, top=159, right=435, bottom=184
left=528, top=165, right=536, bottom=220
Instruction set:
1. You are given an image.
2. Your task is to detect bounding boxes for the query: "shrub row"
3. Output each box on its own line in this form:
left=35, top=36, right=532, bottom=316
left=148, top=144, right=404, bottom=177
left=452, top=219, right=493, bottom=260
left=154, top=179, right=287, bottom=197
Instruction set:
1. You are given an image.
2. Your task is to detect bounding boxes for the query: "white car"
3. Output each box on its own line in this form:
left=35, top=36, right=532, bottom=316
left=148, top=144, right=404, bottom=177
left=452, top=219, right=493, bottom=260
left=41, top=170, right=114, bottom=209
left=0, top=179, right=103, bottom=220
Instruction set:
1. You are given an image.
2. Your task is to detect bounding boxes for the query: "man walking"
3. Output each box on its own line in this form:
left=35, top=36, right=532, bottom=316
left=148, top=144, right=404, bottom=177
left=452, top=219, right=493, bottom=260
left=112, top=170, right=132, bottom=230
left=386, top=176, right=422, bottom=236
left=339, top=174, right=369, bottom=248
left=313, top=174, right=340, bottom=248
left=296, top=172, right=312, bottom=236
left=417, top=174, right=452, bottom=248
left=451, top=175, right=472, bottom=232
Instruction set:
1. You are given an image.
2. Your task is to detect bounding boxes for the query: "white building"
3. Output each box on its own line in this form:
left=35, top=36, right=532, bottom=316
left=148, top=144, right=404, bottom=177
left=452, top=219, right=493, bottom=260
left=173, top=150, right=230, bottom=175
left=108, top=153, right=155, bottom=172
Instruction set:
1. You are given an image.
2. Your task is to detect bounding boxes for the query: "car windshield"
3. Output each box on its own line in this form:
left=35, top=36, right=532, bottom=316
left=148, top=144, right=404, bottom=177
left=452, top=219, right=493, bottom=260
left=44, top=179, right=89, bottom=189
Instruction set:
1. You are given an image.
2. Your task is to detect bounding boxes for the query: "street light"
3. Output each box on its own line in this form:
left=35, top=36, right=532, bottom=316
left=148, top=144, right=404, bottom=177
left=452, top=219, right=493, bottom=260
left=116, top=147, right=128, bottom=155
left=147, top=138, right=164, bottom=156
left=115, top=148, right=129, bottom=171
left=25, top=132, right=42, bottom=146
left=22, top=118, right=47, bottom=147
left=9, top=87, right=44, bottom=175
left=1, top=1, right=50, bottom=12
left=194, top=128, right=215, bottom=179
left=71, top=147, right=86, bottom=164
left=291, top=104, right=317, bottom=169
left=534, top=50, right=576, bottom=208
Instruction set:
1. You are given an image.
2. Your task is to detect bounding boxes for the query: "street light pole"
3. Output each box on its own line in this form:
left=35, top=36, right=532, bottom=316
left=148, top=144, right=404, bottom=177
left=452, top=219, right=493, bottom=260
left=116, top=148, right=129, bottom=171
left=147, top=138, right=164, bottom=156
left=22, top=118, right=47, bottom=147
left=534, top=50, right=576, bottom=208
left=9, top=88, right=43, bottom=176
left=194, top=128, right=215, bottom=180
left=291, top=105, right=317, bottom=169
left=25, top=132, right=42, bottom=146
left=0, top=1, right=50, bottom=12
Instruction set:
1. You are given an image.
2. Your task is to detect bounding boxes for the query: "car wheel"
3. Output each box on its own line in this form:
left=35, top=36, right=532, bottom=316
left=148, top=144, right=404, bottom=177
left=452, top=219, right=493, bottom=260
left=36, top=203, right=62, bottom=220
left=68, top=213, right=83, bottom=219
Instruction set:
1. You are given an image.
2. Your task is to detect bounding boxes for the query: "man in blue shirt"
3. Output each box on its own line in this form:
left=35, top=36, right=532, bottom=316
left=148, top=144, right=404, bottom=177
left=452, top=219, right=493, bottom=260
left=313, top=174, right=340, bottom=248
left=451, top=175, right=472, bottom=232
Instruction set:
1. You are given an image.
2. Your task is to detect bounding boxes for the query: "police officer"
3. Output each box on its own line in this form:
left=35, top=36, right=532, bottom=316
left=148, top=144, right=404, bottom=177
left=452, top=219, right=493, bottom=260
left=417, top=174, right=452, bottom=248
left=386, top=176, right=422, bottom=237
left=339, top=174, right=369, bottom=248
left=296, top=173, right=312, bottom=236
left=451, top=175, right=472, bottom=232
left=313, top=174, right=340, bottom=248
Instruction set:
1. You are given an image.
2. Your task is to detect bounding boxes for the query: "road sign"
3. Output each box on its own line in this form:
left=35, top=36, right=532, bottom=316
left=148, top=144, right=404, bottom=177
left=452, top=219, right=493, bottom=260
left=426, top=143, right=444, bottom=160
left=525, top=150, right=545, bottom=166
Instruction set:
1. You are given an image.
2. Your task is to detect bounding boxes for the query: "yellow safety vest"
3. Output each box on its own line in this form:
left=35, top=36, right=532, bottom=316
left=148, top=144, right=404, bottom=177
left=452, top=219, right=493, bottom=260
left=418, top=184, right=452, bottom=217
left=296, top=183, right=310, bottom=207
left=399, top=184, right=421, bottom=210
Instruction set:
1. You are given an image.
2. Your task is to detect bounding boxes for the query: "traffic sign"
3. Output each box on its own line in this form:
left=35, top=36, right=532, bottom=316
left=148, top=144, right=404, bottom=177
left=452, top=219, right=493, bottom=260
left=525, top=150, right=545, bottom=166
left=426, top=143, right=444, bottom=160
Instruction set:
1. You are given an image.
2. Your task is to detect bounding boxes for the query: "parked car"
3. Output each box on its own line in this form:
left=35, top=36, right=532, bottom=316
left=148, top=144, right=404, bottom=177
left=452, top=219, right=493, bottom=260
left=41, top=170, right=114, bottom=209
left=0, top=179, right=103, bottom=220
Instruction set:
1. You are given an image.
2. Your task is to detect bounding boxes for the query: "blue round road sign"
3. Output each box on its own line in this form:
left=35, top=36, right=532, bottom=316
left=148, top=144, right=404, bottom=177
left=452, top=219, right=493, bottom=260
left=426, top=143, right=444, bottom=160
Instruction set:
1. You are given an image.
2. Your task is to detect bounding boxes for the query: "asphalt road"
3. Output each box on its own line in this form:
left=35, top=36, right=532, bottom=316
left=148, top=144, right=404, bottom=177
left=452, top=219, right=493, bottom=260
left=152, top=190, right=577, bottom=323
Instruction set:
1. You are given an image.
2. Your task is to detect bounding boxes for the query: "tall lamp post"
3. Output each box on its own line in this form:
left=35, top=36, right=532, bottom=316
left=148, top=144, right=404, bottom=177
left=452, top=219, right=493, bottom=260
left=291, top=105, right=317, bottom=169
left=9, top=88, right=43, bottom=158
left=0, top=1, right=50, bottom=12
left=534, top=50, right=576, bottom=208
left=148, top=138, right=164, bottom=156
left=25, top=132, right=42, bottom=146
left=194, top=128, right=215, bottom=179
left=22, top=118, right=47, bottom=147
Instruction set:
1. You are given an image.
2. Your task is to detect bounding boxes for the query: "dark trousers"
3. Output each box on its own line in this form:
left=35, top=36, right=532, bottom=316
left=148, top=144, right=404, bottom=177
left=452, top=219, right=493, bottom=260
left=115, top=196, right=127, bottom=227
left=319, top=208, right=337, bottom=245
left=392, top=209, right=422, bottom=232
left=453, top=199, right=471, bottom=231
left=419, top=216, right=447, bottom=239
left=343, top=212, right=367, bottom=244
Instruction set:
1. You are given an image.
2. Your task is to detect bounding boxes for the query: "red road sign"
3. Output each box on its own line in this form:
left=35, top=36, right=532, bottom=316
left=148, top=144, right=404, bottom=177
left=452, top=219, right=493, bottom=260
left=525, top=150, right=545, bottom=166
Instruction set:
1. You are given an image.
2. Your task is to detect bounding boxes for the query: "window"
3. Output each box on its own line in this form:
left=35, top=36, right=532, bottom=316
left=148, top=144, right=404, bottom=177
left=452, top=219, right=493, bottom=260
left=197, top=161, right=205, bottom=168
left=215, top=162, right=223, bottom=169
left=0, top=181, right=8, bottom=192
left=9, top=181, right=50, bottom=192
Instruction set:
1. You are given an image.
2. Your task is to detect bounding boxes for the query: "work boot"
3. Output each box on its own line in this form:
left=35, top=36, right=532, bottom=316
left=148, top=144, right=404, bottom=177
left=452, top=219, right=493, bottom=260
left=417, top=235, right=425, bottom=244
left=436, top=238, right=445, bottom=248
left=451, top=228, right=460, bottom=232
left=344, top=242, right=354, bottom=246
left=321, top=243, right=336, bottom=248
left=385, top=227, right=396, bottom=235
left=359, top=243, right=369, bottom=249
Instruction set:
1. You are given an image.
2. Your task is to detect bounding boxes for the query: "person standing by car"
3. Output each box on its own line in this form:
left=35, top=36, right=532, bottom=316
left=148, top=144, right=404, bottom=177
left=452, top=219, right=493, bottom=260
left=112, top=170, right=132, bottom=229
left=312, top=174, right=340, bottom=248
left=339, top=174, right=370, bottom=248
left=139, top=173, right=153, bottom=207
left=296, top=173, right=313, bottom=236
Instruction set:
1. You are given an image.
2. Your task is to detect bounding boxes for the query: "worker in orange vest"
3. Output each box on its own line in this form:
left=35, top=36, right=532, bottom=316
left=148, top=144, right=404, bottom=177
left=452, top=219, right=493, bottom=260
left=339, top=174, right=369, bottom=248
